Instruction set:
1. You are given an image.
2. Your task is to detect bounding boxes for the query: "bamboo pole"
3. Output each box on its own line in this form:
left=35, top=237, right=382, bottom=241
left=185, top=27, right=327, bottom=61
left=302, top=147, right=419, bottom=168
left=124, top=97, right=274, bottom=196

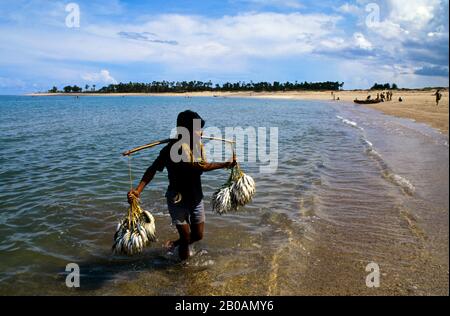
left=122, top=138, right=172, bottom=156
left=122, top=136, right=235, bottom=156
left=201, top=136, right=235, bottom=144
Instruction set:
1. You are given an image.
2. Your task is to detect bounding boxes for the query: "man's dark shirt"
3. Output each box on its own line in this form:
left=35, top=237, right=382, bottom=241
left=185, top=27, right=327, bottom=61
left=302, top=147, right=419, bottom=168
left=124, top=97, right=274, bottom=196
left=144, top=140, right=204, bottom=207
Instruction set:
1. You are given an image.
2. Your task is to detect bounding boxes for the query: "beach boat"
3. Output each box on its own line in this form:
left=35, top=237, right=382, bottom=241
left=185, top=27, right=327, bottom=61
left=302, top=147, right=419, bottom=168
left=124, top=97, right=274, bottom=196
left=353, top=99, right=382, bottom=104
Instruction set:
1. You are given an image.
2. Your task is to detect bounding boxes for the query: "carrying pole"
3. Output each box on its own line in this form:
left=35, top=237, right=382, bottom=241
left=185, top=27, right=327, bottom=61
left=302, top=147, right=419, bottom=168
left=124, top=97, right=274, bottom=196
left=122, top=136, right=235, bottom=156
left=122, top=138, right=172, bottom=156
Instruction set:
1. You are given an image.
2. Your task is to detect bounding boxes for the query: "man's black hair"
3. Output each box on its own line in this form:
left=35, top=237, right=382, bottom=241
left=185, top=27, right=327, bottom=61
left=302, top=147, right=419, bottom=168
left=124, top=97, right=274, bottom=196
left=177, top=110, right=205, bottom=130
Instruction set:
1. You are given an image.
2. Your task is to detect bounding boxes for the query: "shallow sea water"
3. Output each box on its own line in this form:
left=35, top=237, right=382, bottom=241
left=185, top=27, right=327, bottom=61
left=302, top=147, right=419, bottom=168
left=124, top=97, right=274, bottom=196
left=0, top=96, right=448, bottom=295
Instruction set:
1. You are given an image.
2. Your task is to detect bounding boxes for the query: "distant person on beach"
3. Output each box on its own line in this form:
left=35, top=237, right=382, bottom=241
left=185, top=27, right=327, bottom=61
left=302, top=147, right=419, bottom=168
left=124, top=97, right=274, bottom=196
left=433, top=90, right=442, bottom=106
left=127, top=110, right=236, bottom=261
left=388, top=91, right=393, bottom=101
left=399, top=97, right=403, bottom=102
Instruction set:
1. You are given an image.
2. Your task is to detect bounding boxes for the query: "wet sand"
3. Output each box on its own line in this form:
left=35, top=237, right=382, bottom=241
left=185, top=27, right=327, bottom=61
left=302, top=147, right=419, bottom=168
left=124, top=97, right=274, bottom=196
left=30, top=90, right=449, bottom=133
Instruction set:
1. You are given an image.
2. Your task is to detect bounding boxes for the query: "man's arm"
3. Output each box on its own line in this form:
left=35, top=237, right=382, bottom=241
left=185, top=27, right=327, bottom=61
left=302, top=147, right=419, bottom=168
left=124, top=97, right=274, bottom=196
left=137, top=165, right=157, bottom=193
left=127, top=150, right=165, bottom=202
left=189, top=151, right=236, bottom=171
left=191, top=160, right=234, bottom=171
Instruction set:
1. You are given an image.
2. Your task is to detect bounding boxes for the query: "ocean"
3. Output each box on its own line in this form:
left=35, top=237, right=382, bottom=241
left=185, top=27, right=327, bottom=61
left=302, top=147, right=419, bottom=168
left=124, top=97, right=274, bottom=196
left=0, top=95, right=448, bottom=295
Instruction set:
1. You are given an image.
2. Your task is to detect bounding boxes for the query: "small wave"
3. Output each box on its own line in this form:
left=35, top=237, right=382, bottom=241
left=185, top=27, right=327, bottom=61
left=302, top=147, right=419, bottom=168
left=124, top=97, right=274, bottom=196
left=362, top=136, right=415, bottom=196
left=368, top=148, right=382, bottom=159
left=363, top=138, right=382, bottom=158
left=336, top=115, right=363, bottom=130
left=385, top=173, right=415, bottom=195
left=364, top=139, right=373, bottom=147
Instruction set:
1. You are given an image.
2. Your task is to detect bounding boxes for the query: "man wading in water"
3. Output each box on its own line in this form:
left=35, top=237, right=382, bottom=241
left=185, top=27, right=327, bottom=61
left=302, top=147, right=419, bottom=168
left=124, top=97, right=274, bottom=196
left=127, top=110, right=236, bottom=260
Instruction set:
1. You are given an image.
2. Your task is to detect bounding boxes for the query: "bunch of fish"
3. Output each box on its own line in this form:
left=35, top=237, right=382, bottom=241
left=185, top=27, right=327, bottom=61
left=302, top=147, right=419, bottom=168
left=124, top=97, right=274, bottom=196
left=112, top=195, right=156, bottom=255
left=212, top=163, right=256, bottom=214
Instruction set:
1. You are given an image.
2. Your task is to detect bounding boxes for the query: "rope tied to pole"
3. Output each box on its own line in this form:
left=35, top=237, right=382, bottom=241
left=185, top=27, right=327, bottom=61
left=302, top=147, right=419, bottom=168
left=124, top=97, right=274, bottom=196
left=127, top=155, right=133, bottom=191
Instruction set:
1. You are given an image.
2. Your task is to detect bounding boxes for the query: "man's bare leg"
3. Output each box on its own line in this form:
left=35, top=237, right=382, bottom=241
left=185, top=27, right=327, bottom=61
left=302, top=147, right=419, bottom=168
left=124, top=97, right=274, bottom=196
left=165, top=223, right=204, bottom=261
left=176, top=224, right=191, bottom=260
left=167, top=222, right=204, bottom=248
left=190, top=222, right=204, bottom=243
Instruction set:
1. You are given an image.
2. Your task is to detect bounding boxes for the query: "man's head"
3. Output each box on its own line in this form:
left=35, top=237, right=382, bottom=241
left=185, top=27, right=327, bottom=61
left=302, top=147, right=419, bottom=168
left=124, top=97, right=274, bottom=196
left=177, top=110, right=205, bottom=136
left=177, top=110, right=205, bottom=144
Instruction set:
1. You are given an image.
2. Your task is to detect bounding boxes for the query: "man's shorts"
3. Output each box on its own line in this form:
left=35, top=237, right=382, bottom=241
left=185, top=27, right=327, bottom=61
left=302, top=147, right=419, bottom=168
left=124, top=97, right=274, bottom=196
left=166, top=191, right=205, bottom=226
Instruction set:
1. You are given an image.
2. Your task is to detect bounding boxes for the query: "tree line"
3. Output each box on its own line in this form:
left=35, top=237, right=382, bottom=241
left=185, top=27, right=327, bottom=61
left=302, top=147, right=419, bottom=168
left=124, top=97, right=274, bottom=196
left=49, top=84, right=97, bottom=93
left=48, top=81, right=345, bottom=93
left=370, top=83, right=399, bottom=90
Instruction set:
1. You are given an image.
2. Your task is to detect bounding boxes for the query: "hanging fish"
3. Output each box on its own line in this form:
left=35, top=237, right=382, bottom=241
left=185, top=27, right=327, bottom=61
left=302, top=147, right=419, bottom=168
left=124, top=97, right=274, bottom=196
left=112, top=195, right=157, bottom=255
left=212, top=163, right=256, bottom=214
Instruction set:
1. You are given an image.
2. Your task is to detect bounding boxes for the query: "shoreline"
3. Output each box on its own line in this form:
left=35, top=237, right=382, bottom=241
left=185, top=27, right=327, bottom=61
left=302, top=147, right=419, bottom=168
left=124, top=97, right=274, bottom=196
left=28, top=90, right=449, bottom=134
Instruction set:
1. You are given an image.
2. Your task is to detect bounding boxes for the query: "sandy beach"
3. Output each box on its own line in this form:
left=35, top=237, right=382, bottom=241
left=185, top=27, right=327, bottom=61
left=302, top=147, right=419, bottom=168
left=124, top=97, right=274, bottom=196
left=31, top=89, right=449, bottom=134
left=247, top=90, right=449, bottom=134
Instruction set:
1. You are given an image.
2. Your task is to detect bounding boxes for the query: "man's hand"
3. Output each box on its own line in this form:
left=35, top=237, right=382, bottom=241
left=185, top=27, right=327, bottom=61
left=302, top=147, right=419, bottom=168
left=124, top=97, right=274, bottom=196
left=127, top=189, right=140, bottom=204
left=227, top=152, right=237, bottom=168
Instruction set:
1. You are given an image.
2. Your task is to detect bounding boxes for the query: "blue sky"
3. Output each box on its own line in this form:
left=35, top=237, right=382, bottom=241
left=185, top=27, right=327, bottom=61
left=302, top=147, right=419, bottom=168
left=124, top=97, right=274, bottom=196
left=0, top=0, right=448, bottom=94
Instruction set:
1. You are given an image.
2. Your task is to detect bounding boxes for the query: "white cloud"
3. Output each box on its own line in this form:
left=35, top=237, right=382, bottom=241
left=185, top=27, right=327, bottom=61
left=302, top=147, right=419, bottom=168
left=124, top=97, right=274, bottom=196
left=353, top=32, right=373, bottom=50
left=81, top=69, right=117, bottom=84
left=367, top=0, right=447, bottom=41
left=334, top=59, right=447, bottom=88
left=337, top=3, right=362, bottom=15
left=318, top=37, right=347, bottom=50
left=1, top=12, right=342, bottom=67
left=388, top=0, right=438, bottom=26
left=368, top=20, right=408, bottom=40
left=358, top=0, right=448, bottom=81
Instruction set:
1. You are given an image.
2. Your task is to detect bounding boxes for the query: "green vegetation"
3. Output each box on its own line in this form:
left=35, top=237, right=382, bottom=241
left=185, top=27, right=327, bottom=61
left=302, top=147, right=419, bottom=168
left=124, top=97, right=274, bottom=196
left=370, top=83, right=399, bottom=90
left=47, top=81, right=344, bottom=93
left=62, top=85, right=82, bottom=93
left=96, top=81, right=344, bottom=93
